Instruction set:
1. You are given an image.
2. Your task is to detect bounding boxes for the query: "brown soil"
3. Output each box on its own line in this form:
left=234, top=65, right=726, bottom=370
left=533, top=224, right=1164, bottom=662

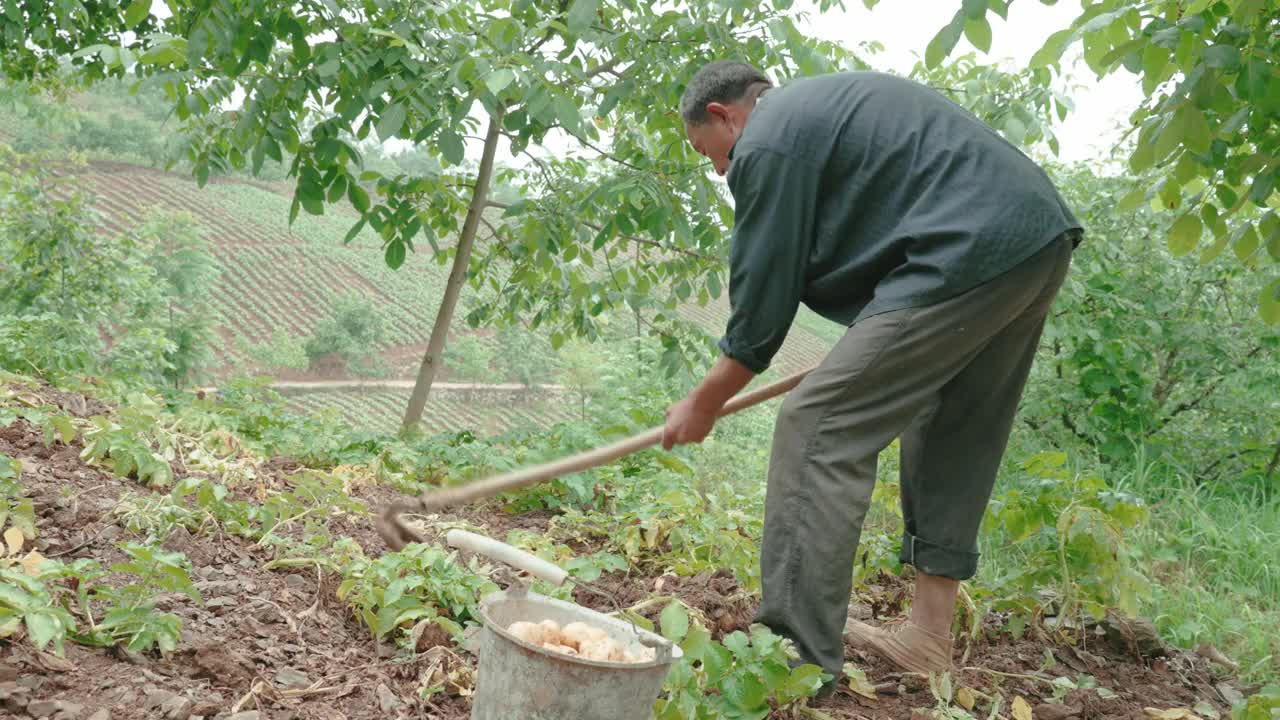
left=572, top=569, right=757, bottom=641
left=1, top=383, right=1256, bottom=720
left=810, top=625, right=1239, bottom=720
left=2, top=413, right=468, bottom=719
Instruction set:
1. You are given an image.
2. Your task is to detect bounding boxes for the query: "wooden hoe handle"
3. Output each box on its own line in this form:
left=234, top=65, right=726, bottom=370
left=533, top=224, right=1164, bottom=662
left=375, top=366, right=813, bottom=550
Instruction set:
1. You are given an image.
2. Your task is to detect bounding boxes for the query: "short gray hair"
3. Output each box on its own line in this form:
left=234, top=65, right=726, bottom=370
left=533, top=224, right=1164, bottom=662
left=679, top=61, right=771, bottom=126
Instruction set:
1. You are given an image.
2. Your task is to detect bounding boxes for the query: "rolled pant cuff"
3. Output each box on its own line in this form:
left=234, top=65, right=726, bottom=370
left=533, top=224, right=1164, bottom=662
left=900, top=531, right=979, bottom=580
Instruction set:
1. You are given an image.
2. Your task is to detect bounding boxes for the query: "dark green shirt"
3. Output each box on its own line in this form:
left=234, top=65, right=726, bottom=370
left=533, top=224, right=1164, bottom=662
left=718, top=70, right=1083, bottom=373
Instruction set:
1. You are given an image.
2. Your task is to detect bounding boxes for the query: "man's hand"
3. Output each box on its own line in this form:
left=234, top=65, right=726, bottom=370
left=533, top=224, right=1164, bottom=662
left=661, top=354, right=756, bottom=450
left=663, top=393, right=719, bottom=450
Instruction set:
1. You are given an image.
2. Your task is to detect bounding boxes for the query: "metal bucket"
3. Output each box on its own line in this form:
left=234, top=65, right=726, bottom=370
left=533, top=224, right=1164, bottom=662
left=469, top=587, right=682, bottom=720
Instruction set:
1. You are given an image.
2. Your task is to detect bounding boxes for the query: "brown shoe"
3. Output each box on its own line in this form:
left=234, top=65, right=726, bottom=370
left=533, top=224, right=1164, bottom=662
left=844, top=618, right=953, bottom=675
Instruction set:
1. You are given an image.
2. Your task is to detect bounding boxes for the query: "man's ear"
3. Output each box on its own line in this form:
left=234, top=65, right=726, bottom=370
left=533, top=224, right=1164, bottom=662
left=705, top=101, right=732, bottom=123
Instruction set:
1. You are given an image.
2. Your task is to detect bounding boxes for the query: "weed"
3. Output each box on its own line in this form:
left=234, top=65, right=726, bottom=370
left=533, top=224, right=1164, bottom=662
left=86, top=542, right=202, bottom=654
left=336, top=543, right=498, bottom=645
left=655, top=602, right=829, bottom=720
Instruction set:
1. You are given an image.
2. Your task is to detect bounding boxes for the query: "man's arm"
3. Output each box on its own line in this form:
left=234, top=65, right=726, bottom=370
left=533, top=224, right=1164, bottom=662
left=662, top=354, right=754, bottom=450
left=663, top=145, right=821, bottom=448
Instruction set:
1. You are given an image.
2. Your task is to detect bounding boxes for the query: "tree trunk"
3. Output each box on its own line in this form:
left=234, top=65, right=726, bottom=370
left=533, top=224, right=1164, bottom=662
left=400, top=111, right=505, bottom=435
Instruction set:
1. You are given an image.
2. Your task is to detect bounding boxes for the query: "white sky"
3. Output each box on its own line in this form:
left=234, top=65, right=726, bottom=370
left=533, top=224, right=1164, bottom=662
left=464, top=1, right=1147, bottom=173
left=796, top=0, right=1144, bottom=163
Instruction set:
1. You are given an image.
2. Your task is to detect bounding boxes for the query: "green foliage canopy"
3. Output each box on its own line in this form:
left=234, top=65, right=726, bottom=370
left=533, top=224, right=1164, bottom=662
left=903, top=0, right=1280, bottom=323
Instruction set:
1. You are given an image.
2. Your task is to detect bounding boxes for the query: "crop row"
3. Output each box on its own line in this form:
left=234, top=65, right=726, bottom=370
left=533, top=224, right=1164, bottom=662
left=285, top=388, right=576, bottom=436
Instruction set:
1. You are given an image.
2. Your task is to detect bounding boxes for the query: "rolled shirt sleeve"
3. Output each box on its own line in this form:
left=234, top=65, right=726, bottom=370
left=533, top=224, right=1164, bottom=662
left=717, top=146, right=821, bottom=374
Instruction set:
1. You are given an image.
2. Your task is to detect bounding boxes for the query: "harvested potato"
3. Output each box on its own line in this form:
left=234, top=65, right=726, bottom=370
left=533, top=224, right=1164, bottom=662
left=538, top=619, right=563, bottom=646
left=577, top=638, right=616, bottom=662
left=506, top=620, right=544, bottom=645
left=543, top=642, right=578, bottom=657
left=559, top=621, right=596, bottom=650
left=507, top=618, right=660, bottom=664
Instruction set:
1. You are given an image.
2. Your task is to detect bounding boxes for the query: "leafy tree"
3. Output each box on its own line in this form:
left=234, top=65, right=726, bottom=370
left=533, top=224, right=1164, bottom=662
left=906, top=0, right=1280, bottom=324
left=304, top=292, right=389, bottom=377
left=137, top=209, right=220, bottom=389
left=443, top=334, right=494, bottom=383
left=1, top=0, right=1075, bottom=436
left=0, top=147, right=174, bottom=383
left=1019, top=162, right=1280, bottom=487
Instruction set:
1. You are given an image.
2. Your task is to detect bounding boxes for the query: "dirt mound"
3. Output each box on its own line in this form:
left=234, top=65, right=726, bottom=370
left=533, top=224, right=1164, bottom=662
left=1, top=415, right=469, bottom=719
left=572, top=568, right=756, bottom=640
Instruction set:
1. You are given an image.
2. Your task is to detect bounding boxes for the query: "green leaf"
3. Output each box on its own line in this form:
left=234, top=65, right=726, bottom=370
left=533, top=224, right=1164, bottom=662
left=554, top=96, right=582, bottom=133
left=1154, top=117, right=1182, bottom=162
left=1263, top=213, right=1280, bottom=260
left=702, top=643, right=732, bottom=681
left=962, top=0, right=987, bottom=20
left=722, top=630, right=750, bottom=657
left=1129, top=137, right=1155, bottom=173
left=124, top=0, right=149, bottom=29
left=1181, top=105, right=1212, bottom=154
left=376, top=103, right=407, bottom=142
left=1232, top=223, right=1260, bottom=261
left=1200, top=223, right=1232, bottom=264
left=299, top=185, right=324, bottom=216
left=1239, top=57, right=1270, bottom=107
left=385, top=240, right=406, bottom=269
left=438, top=131, right=465, bottom=166
left=659, top=601, right=688, bottom=643
left=1004, top=115, right=1027, bottom=145
left=343, top=219, right=366, bottom=244
left=1250, top=169, right=1275, bottom=207
left=138, top=45, right=185, bottom=66
left=707, top=271, right=722, bottom=299
left=49, top=416, right=75, bottom=444
left=1118, top=188, right=1146, bottom=212
left=925, top=12, right=966, bottom=68
left=1168, top=213, right=1202, bottom=256
left=485, top=68, right=516, bottom=96
left=1202, top=44, right=1241, bottom=71
left=1260, top=277, right=1280, bottom=325
left=681, top=625, right=711, bottom=661
left=566, top=0, right=598, bottom=35
left=1030, top=28, right=1073, bottom=68
left=327, top=174, right=348, bottom=204
left=1142, top=44, right=1171, bottom=94
left=723, top=674, right=767, bottom=711
left=784, top=663, right=827, bottom=697
left=25, top=611, right=60, bottom=652
left=965, top=17, right=992, bottom=53
left=348, top=183, right=370, bottom=213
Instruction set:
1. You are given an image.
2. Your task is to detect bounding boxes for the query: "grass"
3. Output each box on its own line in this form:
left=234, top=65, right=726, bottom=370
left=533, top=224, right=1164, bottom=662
left=1116, top=459, right=1280, bottom=683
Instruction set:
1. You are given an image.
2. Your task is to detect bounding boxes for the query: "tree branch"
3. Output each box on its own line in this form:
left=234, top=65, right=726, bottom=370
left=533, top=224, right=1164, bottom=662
left=478, top=215, right=503, bottom=243
left=485, top=200, right=714, bottom=261
left=1148, top=344, right=1265, bottom=436
left=1197, top=446, right=1274, bottom=483
left=582, top=56, right=625, bottom=79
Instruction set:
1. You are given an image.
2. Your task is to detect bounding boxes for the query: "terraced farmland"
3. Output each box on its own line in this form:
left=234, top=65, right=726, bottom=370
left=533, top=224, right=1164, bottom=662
left=284, top=386, right=580, bottom=436
left=76, top=160, right=836, bottom=372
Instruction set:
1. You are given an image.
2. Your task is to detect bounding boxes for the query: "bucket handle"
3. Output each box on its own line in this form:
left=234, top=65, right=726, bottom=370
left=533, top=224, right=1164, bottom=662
left=446, top=529, right=568, bottom=586
left=446, top=529, right=675, bottom=663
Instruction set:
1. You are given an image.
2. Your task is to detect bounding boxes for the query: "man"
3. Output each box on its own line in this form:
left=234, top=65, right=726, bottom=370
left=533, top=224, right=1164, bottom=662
left=662, top=61, right=1082, bottom=688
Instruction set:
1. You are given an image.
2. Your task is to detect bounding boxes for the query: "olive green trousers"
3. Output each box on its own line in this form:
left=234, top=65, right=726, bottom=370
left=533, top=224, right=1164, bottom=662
left=754, top=233, right=1075, bottom=678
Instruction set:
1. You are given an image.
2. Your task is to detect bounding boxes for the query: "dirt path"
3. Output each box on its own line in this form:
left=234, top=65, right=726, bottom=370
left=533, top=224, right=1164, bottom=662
left=198, top=380, right=567, bottom=393
left=269, top=380, right=565, bottom=392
